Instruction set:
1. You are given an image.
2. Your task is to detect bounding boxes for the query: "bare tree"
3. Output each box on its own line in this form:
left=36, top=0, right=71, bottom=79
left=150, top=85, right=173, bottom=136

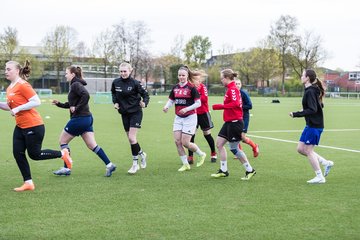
left=75, top=41, right=88, bottom=59
left=269, top=15, right=298, bottom=94
left=289, top=31, right=327, bottom=78
left=128, top=21, right=151, bottom=78
left=112, top=20, right=128, bottom=63
left=93, top=29, right=115, bottom=80
left=41, top=25, right=77, bottom=92
left=170, top=34, right=185, bottom=60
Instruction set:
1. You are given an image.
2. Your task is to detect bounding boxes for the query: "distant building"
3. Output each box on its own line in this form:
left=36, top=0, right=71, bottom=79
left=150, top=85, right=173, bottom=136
left=8, top=46, right=119, bottom=92
left=323, top=70, right=360, bottom=91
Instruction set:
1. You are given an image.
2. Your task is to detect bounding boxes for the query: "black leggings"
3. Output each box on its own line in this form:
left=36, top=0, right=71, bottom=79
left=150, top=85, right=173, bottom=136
left=13, top=125, right=62, bottom=181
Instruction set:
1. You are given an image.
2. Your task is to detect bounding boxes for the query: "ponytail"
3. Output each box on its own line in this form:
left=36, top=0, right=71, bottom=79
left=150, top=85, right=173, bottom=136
left=305, top=69, right=325, bottom=103
left=67, top=65, right=84, bottom=80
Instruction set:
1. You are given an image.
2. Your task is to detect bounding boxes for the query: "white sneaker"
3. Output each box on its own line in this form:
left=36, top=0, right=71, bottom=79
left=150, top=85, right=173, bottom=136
left=140, top=152, right=147, bottom=169
left=128, top=164, right=140, bottom=174
left=307, top=176, right=326, bottom=184
left=324, top=161, right=334, bottom=177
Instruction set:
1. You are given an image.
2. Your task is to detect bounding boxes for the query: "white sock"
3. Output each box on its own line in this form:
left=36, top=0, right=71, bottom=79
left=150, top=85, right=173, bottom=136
left=25, top=179, right=33, bottom=184
left=106, top=163, right=113, bottom=168
left=315, top=170, right=324, bottom=178
left=317, top=155, right=329, bottom=166
left=243, top=162, right=253, bottom=172
left=180, top=155, right=188, bottom=165
left=220, top=160, right=228, bottom=172
left=132, top=159, right=138, bottom=165
left=195, top=148, right=205, bottom=156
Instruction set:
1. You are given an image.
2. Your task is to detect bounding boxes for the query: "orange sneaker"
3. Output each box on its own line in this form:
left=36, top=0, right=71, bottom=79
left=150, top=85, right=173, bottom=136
left=14, top=182, right=35, bottom=192
left=253, top=144, right=259, bottom=158
left=61, top=148, right=73, bottom=169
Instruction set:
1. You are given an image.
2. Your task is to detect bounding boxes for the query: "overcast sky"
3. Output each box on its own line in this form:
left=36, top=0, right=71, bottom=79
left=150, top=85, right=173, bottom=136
left=1, top=0, right=359, bottom=70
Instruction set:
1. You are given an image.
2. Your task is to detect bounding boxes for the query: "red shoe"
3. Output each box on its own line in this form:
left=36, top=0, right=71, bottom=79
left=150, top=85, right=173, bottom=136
left=61, top=148, right=73, bottom=169
left=253, top=144, right=259, bottom=158
left=14, top=182, right=35, bottom=192
left=210, top=152, right=217, bottom=163
left=187, top=156, right=194, bottom=165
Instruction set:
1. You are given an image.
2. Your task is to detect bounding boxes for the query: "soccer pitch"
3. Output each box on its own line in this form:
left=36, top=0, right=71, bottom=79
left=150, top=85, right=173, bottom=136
left=0, top=95, right=359, bottom=239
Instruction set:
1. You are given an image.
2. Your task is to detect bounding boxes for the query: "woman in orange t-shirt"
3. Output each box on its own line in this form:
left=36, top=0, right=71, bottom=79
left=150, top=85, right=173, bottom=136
left=0, top=60, right=72, bottom=192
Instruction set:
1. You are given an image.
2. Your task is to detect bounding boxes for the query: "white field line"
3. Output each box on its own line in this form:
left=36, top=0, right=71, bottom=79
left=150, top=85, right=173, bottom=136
left=247, top=134, right=360, bottom=153
left=250, top=129, right=360, bottom=133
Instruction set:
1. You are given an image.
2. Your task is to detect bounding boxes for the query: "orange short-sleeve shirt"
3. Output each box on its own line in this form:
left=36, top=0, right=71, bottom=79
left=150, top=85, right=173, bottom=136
left=6, top=79, right=43, bottom=128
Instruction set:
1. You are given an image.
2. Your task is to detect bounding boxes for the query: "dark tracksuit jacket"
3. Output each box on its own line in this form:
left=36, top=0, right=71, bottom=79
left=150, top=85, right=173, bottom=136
left=111, top=77, right=150, bottom=114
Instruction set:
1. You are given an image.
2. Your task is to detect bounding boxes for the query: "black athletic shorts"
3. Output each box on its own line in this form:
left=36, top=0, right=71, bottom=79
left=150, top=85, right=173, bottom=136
left=197, top=112, right=214, bottom=131
left=218, top=120, right=244, bottom=142
left=121, top=111, right=143, bottom=131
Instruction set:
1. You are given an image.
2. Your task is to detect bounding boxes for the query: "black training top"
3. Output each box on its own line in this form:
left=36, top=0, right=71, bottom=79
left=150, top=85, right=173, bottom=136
left=292, top=85, right=324, bottom=128
left=111, top=76, right=150, bottom=114
left=55, top=77, right=91, bottom=118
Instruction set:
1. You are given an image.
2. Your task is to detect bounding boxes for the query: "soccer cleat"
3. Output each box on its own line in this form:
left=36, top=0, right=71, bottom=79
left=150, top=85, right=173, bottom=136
left=61, top=148, right=73, bottom=169
left=210, top=152, right=217, bottom=163
left=178, top=164, right=191, bottom=172
left=140, top=152, right=147, bottom=169
left=14, top=182, right=35, bottom=192
left=307, top=176, right=326, bottom=184
left=253, top=144, right=259, bottom=158
left=324, top=161, right=334, bottom=177
left=105, top=163, right=117, bottom=177
left=241, top=169, right=256, bottom=181
left=196, top=153, right=206, bottom=167
left=211, top=169, right=229, bottom=178
left=187, top=156, right=194, bottom=165
left=128, top=164, right=140, bottom=174
left=53, top=167, right=71, bottom=176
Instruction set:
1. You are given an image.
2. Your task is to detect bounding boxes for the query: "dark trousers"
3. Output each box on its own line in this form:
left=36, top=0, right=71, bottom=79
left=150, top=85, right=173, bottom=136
left=13, top=125, right=62, bottom=181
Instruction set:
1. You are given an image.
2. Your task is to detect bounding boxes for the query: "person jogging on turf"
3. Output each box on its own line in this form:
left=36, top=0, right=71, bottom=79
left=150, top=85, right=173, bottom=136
left=290, top=69, right=334, bottom=184
left=52, top=65, right=116, bottom=177
left=235, top=78, right=259, bottom=158
left=187, top=70, right=217, bottom=164
left=0, top=60, right=72, bottom=191
left=163, top=65, right=206, bottom=172
left=111, top=62, right=149, bottom=175
left=211, top=69, right=256, bottom=180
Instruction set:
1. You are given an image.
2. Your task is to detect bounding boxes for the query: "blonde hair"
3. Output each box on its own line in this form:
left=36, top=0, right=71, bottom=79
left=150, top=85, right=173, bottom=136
left=119, top=62, right=133, bottom=72
left=6, top=60, right=31, bottom=80
left=178, top=65, right=196, bottom=84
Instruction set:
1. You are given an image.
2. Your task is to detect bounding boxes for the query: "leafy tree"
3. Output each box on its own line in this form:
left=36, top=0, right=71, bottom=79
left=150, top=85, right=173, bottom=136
left=41, top=25, right=77, bottom=93
left=250, top=40, right=281, bottom=87
left=269, top=15, right=298, bottom=94
left=232, top=51, right=255, bottom=85
left=154, top=54, right=182, bottom=86
left=183, top=35, right=211, bottom=68
left=0, top=26, right=18, bottom=62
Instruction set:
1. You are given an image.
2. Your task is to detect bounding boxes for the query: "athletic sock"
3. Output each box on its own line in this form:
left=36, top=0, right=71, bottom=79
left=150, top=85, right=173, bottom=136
left=60, top=144, right=70, bottom=168
left=220, top=160, right=228, bottom=172
left=180, top=155, right=188, bottom=165
left=243, top=162, right=253, bottom=172
left=92, top=145, right=111, bottom=165
left=243, top=137, right=256, bottom=149
left=204, top=134, right=216, bottom=153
